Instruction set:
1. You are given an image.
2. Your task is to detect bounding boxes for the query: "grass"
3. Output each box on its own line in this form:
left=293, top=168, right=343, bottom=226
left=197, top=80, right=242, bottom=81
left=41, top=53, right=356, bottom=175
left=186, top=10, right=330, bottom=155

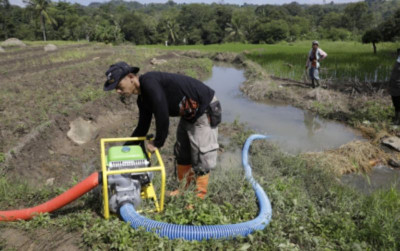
left=351, top=100, right=394, bottom=124
left=48, top=50, right=89, bottom=63
left=141, top=40, right=400, bottom=84
left=1, top=129, right=399, bottom=249
left=24, top=40, right=92, bottom=46
left=151, top=57, right=213, bottom=79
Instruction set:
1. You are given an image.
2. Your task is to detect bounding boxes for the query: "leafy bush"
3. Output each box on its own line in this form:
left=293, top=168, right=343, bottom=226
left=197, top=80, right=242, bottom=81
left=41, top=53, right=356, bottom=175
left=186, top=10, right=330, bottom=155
left=326, top=28, right=351, bottom=41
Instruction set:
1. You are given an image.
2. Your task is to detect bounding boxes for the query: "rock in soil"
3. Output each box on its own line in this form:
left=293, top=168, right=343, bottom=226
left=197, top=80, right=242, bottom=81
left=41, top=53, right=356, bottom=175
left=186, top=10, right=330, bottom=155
left=44, top=44, right=58, bottom=52
left=381, top=136, right=400, bottom=152
left=67, top=117, right=98, bottom=145
left=150, top=58, right=167, bottom=65
left=388, top=158, right=400, bottom=168
left=0, top=46, right=5, bottom=53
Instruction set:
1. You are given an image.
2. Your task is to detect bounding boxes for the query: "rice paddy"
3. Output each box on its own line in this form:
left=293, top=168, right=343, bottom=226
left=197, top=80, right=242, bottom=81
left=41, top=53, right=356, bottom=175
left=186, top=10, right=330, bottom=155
left=142, top=41, right=400, bottom=83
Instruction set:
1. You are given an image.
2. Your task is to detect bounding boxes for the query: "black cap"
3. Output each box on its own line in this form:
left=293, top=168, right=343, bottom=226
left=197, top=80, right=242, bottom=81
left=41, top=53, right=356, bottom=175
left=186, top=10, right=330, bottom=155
left=104, top=62, right=140, bottom=91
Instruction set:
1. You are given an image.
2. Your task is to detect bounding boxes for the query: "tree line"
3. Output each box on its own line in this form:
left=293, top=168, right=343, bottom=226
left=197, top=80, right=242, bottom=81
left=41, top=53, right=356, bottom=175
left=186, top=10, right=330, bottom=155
left=0, top=0, right=400, bottom=46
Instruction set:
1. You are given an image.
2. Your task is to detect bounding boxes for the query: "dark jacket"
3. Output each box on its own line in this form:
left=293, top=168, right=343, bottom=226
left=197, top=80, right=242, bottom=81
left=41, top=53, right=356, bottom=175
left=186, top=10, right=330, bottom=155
left=389, top=61, right=400, bottom=96
left=130, top=72, right=215, bottom=148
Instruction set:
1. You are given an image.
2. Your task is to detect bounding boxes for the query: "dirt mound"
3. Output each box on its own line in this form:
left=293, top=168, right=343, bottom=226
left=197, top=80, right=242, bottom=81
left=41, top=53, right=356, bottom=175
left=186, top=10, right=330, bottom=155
left=1, top=38, right=26, bottom=47
left=182, top=50, right=207, bottom=58
left=209, top=52, right=246, bottom=65
left=240, top=60, right=275, bottom=101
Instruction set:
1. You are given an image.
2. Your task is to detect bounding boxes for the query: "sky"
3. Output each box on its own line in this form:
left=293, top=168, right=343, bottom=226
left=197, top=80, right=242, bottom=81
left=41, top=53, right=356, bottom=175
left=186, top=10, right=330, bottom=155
left=9, top=0, right=363, bottom=8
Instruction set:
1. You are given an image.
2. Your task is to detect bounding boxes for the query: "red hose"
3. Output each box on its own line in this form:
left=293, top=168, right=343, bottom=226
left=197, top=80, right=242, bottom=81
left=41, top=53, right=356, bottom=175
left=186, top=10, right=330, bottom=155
left=0, top=172, right=100, bottom=221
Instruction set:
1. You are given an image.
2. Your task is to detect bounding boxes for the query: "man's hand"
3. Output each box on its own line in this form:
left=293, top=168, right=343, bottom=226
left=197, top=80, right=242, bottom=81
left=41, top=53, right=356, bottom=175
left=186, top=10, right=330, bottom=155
left=146, top=140, right=158, bottom=153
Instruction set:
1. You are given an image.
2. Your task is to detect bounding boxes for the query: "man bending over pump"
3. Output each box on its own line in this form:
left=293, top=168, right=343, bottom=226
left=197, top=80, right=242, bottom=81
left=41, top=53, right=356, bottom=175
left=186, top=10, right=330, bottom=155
left=103, top=62, right=221, bottom=199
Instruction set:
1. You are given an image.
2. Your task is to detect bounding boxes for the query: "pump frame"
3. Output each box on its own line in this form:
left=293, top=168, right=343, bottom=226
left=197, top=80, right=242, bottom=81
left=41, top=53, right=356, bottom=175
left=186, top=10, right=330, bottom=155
left=100, top=137, right=166, bottom=219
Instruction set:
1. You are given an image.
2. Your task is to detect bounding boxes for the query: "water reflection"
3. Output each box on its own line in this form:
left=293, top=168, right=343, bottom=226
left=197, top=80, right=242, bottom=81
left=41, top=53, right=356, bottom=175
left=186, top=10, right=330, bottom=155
left=303, top=111, right=322, bottom=137
left=204, top=65, right=363, bottom=153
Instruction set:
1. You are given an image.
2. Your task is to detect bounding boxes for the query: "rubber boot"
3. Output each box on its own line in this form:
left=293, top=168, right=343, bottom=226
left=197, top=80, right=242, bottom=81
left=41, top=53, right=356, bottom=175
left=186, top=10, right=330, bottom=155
left=311, top=79, right=316, bottom=88
left=195, top=173, right=209, bottom=199
left=314, top=79, right=320, bottom=88
left=315, top=79, right=319, bottom=87
left=169, top=164, right=193, bottom=196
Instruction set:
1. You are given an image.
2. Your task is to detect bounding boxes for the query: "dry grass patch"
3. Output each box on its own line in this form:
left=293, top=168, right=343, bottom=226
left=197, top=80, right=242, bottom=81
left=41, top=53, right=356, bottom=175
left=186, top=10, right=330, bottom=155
left=302, top=140, right=392, bottom=175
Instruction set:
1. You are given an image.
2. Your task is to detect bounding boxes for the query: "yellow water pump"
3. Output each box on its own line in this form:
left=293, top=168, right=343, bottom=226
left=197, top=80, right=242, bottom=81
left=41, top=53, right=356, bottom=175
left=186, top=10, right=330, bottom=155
left=100, top=136, right=166, bottom=219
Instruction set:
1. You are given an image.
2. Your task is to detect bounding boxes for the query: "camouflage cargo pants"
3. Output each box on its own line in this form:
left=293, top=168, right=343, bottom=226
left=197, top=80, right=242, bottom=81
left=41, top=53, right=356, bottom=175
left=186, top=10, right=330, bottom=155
left=174, top=110, right=219, bottom=175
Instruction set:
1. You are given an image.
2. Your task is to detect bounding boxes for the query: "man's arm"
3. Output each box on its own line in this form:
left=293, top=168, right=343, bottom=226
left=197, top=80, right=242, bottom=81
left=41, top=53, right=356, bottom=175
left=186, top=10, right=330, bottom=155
left=319, top=48, right=328, bottom=60
left=143, top=77, right=169, bottom=148
left=124, top=97, right=152, bottom=146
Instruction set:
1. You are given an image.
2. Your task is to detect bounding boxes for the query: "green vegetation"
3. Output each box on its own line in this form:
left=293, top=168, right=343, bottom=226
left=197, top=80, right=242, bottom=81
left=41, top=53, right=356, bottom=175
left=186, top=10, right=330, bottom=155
left=311, top=101, right=334, bottom=117
left=363, top=9, right=400, bottom=53
left=77, top=85, right=106, bottom=103
left=48, top=50, right=88, bottom=63
left=247, top=41, right=399, bottom=83
left=352, top=101, right=394, bottom=124
left=143, top=41, right=400, bottom=83
left=0, top=153, right=5, bottom=163
left=1, top=135, right=399, bottom=249
left=152, top=57, right=213, bottom=80
left=1, top=0, right=400, bottom=45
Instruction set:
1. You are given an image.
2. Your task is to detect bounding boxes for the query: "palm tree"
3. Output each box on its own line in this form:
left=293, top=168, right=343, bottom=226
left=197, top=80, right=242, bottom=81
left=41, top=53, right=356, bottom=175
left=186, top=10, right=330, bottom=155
left=225, top=16, right=244, bottom=42
left=26, top=0, right=56, bottom=41
left=166, top=19, right=179, bottom=44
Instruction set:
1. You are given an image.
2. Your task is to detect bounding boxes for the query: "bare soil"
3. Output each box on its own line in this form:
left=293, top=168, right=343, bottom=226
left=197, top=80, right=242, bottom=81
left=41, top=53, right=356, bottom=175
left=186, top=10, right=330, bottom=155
left=0, top=228, right=81, bottom=251
left=0, top=43, right=91, bottom=59
left=0, top=44, right=215, bottom=249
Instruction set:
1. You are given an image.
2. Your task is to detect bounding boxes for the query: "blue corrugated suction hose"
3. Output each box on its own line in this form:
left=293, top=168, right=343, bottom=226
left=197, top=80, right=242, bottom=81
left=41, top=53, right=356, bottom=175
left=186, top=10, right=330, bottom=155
left=119, top=134, right=272, bottom=241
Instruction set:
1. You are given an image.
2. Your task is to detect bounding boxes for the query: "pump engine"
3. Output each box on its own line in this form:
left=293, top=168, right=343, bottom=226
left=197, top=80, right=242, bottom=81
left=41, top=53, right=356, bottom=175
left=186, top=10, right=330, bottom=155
left=106, top=145, right=152, bottom=213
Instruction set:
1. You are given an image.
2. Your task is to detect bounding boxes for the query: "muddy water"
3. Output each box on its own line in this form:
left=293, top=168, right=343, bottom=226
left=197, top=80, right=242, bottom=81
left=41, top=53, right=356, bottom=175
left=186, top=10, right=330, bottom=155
left=341, top=165, right=400, bottom=193
left=205, top=65, right=363, bottom=154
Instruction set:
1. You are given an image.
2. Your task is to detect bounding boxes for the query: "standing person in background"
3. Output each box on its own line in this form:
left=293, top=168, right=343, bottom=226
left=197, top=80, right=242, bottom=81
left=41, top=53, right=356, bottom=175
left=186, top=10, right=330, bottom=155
left=389, top=48, right=400, bottom=125
left=305, top=41, right=328, bottom=88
